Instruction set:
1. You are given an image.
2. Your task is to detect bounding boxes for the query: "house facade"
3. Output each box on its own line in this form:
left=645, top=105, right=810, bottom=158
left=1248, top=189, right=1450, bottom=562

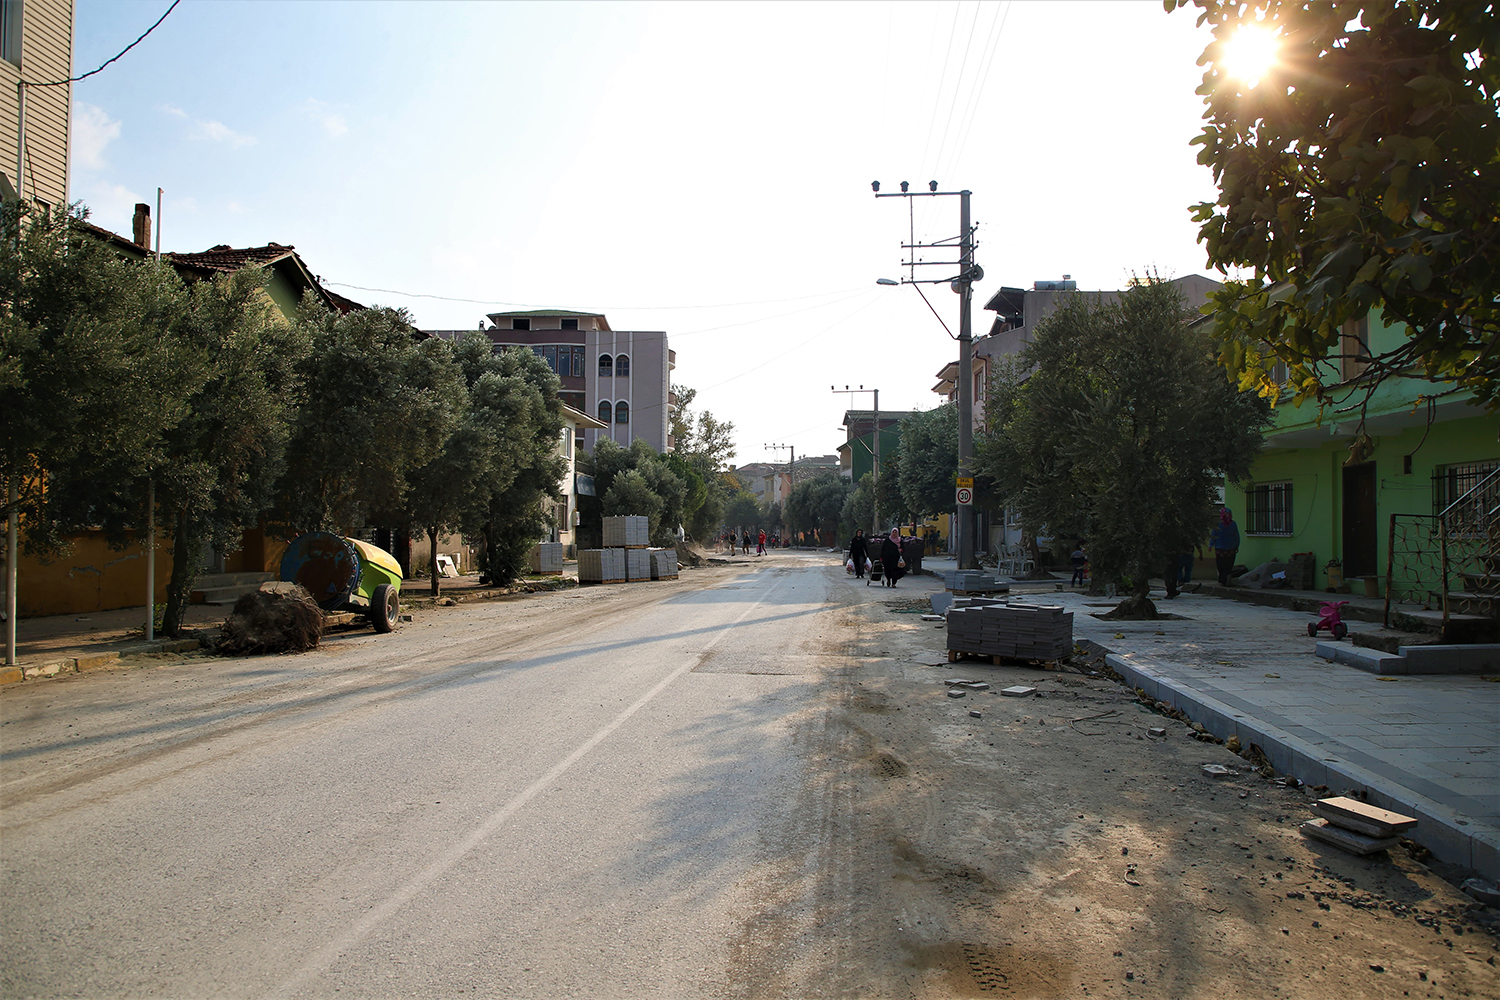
left=1225, top=312, right=1495, bottom=599
left=1, top=0, right=71, bottom=211
left=430, top=310, right=674, bottom=456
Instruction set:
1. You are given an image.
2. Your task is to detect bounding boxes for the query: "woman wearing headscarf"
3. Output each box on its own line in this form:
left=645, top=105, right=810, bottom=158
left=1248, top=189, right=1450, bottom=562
left=1210, top=507, right=1240, bottom=586
left=880, top=528, right=906, bottom=588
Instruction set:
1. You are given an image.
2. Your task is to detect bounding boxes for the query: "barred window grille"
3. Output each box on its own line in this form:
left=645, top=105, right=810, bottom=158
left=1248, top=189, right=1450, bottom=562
left=1432, top=460, right=1500, bottom=514
left=1245, top=481, right=1293, bottom=535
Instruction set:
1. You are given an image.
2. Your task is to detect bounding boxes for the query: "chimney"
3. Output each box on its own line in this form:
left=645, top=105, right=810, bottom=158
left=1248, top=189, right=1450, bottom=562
left=132, top=203, right=151, bottom=249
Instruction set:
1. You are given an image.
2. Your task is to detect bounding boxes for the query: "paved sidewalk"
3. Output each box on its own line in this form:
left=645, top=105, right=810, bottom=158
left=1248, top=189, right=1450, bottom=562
left=903, top=559, right=1500, bottom=882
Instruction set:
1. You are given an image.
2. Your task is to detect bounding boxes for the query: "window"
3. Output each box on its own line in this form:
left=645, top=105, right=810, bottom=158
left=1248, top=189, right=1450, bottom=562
left=570, top=346, right=586, bottom=377
left=1, top=0, right=20, bottom=67
left=598, top=354, right=613, bottom=377
left=559, top=427, right=572, bottom=458
left=560, top=390, right=586, bottom=412
left=512, top=317, right=531, bottom=331
left=615, top=401, right=629, bottom=425
left=598, top=401, right=612, bottom=424
left=1245, top=481, right=1293, bottom=535
left=1341, top=315, right=1370, bottom=380
left=561, top=318, right=579, bottom=330
left=1433, top=459, right=1500, bottom=515
left=615, top=354, right=630, bottom=377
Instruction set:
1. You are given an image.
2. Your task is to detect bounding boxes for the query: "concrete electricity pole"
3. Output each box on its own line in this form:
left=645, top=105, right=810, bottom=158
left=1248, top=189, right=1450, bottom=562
left=832, top=385, right=880, bottom=537
left=873, top=180, right=982, bottom=569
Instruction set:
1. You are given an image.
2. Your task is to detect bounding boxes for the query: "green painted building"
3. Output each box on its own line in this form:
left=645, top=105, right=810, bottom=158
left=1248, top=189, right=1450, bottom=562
left=838, top=410, right=910, bottom=483
left=1225, top=311, right=1495, bottom=594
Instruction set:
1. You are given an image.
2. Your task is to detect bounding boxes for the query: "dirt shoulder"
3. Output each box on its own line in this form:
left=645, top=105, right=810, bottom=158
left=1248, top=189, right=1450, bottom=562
left=744, top=564, right=1499, bottom=999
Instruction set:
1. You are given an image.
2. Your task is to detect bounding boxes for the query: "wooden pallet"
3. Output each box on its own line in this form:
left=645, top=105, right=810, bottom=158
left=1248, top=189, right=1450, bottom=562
left=947, top=648, right=1060, bottom=669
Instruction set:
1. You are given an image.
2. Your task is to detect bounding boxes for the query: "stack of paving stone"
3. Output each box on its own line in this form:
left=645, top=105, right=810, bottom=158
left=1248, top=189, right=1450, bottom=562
left=949, top=569, right=1008, bottom=594
left=528, top=542, right=564, bottom=575
left=578, top=548, right=625, bottom=584
left=649, top=548, right=679, bottom=580
left=603, top=515, right=650, bottom=548
left=625, top=548, right=652, bottom=582
left=947, top=602, right=1073, bottom=660
left=1299, top=796, right=1417, bottom=856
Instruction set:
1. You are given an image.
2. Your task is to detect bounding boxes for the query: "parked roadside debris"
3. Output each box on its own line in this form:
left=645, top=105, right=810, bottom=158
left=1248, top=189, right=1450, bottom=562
left=217, top=585, right=322, bottom=656
left=1202, top=764, right=1234, bottom=778
left=947, top=688, right=967, bottom=699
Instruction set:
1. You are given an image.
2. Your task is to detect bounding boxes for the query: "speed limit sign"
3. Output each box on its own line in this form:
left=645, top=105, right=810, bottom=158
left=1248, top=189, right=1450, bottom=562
left=956, top=487, right=973, bottom=506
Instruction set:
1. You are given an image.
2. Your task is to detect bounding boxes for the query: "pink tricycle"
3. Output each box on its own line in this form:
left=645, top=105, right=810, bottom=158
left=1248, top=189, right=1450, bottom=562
left=1308, top=600, right=1349, bottom=640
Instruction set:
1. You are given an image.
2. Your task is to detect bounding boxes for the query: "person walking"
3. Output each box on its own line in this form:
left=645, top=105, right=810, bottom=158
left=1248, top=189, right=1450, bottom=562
left=756, top=529, right=766, bottom=556
left=849, top=529, right=868, bottom=579
left=880, top=529, right=906, bottom=588
left=1211, top=507, right=1241, bottom=586
left=1070, top=543, right=1088, bottom=587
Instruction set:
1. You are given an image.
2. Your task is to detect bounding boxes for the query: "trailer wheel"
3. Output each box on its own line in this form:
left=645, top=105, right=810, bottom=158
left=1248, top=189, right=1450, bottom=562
left=371, top=584, right=399, bottom=633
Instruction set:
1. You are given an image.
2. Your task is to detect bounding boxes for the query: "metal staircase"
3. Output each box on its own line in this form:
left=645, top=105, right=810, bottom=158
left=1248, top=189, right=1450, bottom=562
left=1438, top=465, right=1500, bottom=621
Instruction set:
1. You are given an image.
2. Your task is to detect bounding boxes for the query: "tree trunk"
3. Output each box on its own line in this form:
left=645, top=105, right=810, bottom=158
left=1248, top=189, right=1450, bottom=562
left=429, top=526, right=440, bottom=597
left=162, top=511, right=198, bottom=638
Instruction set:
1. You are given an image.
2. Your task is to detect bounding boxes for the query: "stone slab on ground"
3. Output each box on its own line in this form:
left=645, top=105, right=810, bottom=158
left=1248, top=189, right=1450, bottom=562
left=1000, top=685, right=1035, bottom=698
left=1312, top=796, right=1418, bottom=838
left=1300, top=817, right=1401, bottom=855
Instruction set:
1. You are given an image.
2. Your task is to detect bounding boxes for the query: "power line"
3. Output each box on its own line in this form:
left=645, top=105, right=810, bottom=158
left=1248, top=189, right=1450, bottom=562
left=324, top=281, right=874, bottom=315
left=30, top=0, right=181, bottom=88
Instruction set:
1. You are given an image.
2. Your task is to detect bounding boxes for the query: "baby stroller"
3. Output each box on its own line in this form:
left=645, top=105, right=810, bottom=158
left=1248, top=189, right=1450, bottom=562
left=867, top=557, right=883, bottom=587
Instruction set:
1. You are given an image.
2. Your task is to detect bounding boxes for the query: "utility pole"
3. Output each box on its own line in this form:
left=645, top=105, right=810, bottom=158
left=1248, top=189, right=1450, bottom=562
left=764, top=443, right=796, bottom=537
left=873, top=180, right=982, bottom=569
left=832, top=385, right=880, bottom=536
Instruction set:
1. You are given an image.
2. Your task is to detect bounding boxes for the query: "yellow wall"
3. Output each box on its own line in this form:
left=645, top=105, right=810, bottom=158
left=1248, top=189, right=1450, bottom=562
left=14, top=530, right=174, bottom=617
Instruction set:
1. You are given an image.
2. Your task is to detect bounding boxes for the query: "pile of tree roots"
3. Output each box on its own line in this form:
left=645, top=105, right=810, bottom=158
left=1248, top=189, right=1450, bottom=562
left=217, top=584, right=324, bottom=655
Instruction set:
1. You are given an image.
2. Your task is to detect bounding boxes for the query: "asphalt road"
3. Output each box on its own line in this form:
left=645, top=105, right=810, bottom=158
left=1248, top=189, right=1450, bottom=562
left=2, top=555, right=848, bottom=999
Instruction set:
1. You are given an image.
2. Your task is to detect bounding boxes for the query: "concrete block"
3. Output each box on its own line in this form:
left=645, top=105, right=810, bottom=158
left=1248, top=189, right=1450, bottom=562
left=1400, top=644, right=1500, bottom=675
left=1411, top=801, right=1475, bottom=872
left=1000, top=685, right=1035, bottom=698
left=1318, top=642, right=1406, bottom=674
left=930, top=592, right=955, bottom=616
left=1285, top=743, right=1330, bottom=791
left=959, top=681, right=991, bottom=691
left=24, top=659, right=70, bottom=678
left=969, top=711, right=983, bottom=719
left=1148, top=727, right=1167, bottom=738
left=1470, top=829, right=1500, bottom=884
left=74, top=652, right=120, bottom=672
left=946, top=688, right=967, bottom=699
left=1203, top=764, right=1234, bottom=778
left=0, top=665, right=23, bottom=685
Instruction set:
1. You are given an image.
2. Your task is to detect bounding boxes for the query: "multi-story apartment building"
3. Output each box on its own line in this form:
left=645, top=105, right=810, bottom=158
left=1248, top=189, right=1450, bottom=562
left=429, top=310, right=675, bottom=455
left=2, top=0, right=72, bottom=211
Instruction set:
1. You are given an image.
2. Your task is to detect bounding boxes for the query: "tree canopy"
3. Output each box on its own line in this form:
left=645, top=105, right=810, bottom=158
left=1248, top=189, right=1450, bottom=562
left=979, top=281, right=1270, bottom=616
left=785, top=473, right=851, bottom=547
left=1170, top=0, right=1500, bottom=408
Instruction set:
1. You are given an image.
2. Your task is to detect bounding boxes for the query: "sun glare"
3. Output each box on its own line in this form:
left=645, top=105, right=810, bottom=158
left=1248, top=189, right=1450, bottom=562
left=1220, top=24, right=1279, bottom=86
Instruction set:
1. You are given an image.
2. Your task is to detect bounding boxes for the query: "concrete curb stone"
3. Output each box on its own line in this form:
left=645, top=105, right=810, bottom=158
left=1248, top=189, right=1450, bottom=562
left=6, top=637, right=203, bottom=684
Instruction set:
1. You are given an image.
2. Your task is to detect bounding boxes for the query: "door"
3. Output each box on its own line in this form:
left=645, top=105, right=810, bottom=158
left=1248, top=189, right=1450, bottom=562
left=1342, top=462, right=1378, bottom=579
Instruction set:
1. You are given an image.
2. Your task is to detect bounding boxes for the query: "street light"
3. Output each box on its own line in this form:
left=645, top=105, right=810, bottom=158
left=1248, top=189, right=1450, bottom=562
left=875, top=278, right=899, bottom=286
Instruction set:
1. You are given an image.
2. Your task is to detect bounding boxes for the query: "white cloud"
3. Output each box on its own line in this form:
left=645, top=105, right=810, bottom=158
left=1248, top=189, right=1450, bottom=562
left=226, top=200, right=251, bottom=216
left=196, top=120, right=257, bottom=148
left=158, top=104, right=188, bottom=119
left=303, top=98, right=348, bottom=138
left=71, top=103, right=121, bottom=171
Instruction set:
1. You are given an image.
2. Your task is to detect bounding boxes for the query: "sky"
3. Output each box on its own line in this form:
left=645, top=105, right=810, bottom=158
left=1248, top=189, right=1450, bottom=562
left=70, top=0, right=1226, bottom=470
